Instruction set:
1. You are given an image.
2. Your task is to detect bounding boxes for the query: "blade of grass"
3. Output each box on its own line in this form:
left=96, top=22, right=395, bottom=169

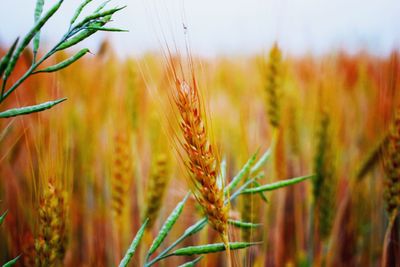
left=33, top=0, right=45, bottom=61
left=119, top=219, right=149, bottom=267
left=147, top=193, right=190, bottom=256
left=33, top=49, right=90, bottom=73
left=0, top=211, right=8, bottom=226
left=228, top=219, right=261, bottom=229
left=177, top=256, right=203, bottom=267
left=164, top=242, right=262, bottom=258
left=225, top=150, right=259, bottom=194
left=242, top=174, right=314, bottom=194
left=70, top=0, right=93, bottom=25
left=2, top=255, right=20, bottom=267
left=0, top=98, right=66, bottom=118
left=0, top=38, right=19, bottom=79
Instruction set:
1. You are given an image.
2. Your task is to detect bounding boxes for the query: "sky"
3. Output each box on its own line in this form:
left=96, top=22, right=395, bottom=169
left=0, top=0, right=399, bottom=57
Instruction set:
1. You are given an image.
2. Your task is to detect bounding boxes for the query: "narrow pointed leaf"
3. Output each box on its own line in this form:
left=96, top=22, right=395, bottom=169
left=34, top=49, right=90, bottom=73
left=33, top=0, right=45, bottom=59
left=85, top=26, right=128, bottom=32
left=229, top=173, right=264, bottom=202
left=94, top=0, right=111, bottom=13
left=119, top=219, right=149, bottom=267
left=183, top=218, right=207, bottom=237
left=0, top=98, right=67, bottom=118
left=228, top=219, right=261, bottom=229
left=2, top=255, right=20, bottom=267
left=57, top=17, right=111, bottom=51
left=217, top=158, right=226, bottom=190
left=168, top=242, right=261, bottom=257
left=242, top=174, right=314, bottom=194
left=253, top=181, right=268, bottom=202
left=148, top=193, right=190, bottom=256
left=250, top=146, right=273, bottom=174
left=178, top=256, right=203, bottom=267
left=3, top=0, right=63, bottom=79
left=73, top=6, right=126, bottom=29
left=0, top=38, right=19, bottom=78
left=70, top=0, right=93, bottom=25
left=0, top=210, right=8, bottom=226
left=225, top=151, right=258, bottom=194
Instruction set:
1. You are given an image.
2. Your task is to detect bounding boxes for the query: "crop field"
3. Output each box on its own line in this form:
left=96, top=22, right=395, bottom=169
left=0, top=1, right=399, bottom=267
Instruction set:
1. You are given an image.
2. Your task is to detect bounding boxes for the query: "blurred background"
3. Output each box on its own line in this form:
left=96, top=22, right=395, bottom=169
left=1, top=0, right=399, bottom=57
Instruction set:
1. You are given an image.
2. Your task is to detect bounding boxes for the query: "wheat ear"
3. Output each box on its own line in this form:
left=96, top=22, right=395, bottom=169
left=174, top=79, right=229, bottom=243
left=34, top=180, right=68, bottom=267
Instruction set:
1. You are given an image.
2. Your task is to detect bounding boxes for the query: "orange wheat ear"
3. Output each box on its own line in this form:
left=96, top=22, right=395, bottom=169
left=172, top=75, right=228, bottom=242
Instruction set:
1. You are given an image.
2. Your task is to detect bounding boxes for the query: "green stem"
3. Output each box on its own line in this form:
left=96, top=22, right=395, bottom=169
left=308, top=202, right=315, bottom=266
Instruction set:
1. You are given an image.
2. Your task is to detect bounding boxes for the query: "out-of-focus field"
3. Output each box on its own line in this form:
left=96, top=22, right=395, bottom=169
left=0, top=43, right=399, bottom=266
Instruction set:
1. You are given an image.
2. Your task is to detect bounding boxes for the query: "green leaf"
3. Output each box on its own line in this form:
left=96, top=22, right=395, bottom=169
left=0, top=98, right=67, bottom=118
left=57, top=17, right=112, bottom=51
left=70, top=0, right=93, bottom=25
left=85, top=26, right=128, bottom=32
left=0, top=38, right=19, bottom=79
left=0, top=210, right=8, bottom=226
left=250, top=146, right=273, bottom=174
left=33, top=0, right=45, bottom=59
left=183, top=218, right=207, bottom=237
left=252, top=180, right=268, bottom=203
left=225, top=151, right=258, bottom=194
left=3, top=0, right=64, bottom=80
left=168, top=242, right=261, bottom=257
left=119, top=219, right=149, bottom=267
left=148, top=193, right=190, bottom=256
left=228, top=173, right=264, bottom=202
left=217, top=158, right=226, bottom=190
left=177, top=256, right=203, bottom=267
left=94, top=0, right=111, bottom=13
left=34, top=49, right=90, bottom=73
left=73, top=6, right=126, bottom=29
left=242, top=174, right=314, bottom=194
left=228, top=219, right=261, bottom=229
left=2, top=255, right=20, bottom=267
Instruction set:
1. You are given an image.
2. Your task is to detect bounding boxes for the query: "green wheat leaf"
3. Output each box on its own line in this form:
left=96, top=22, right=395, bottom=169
left=148, top=193, right=190, bottom=256
left=119, top=219, right=149, bottom=267
left=242, top=174, right=314, bottom=194
left=0, top=98, right=67, bottom=118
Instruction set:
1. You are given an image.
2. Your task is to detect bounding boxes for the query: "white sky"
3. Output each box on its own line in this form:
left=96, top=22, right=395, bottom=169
left=0, top=0, right=399, bottom=57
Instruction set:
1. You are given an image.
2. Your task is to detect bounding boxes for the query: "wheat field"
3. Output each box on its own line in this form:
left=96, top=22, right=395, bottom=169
left=0, top=1, right=399, bottom=267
